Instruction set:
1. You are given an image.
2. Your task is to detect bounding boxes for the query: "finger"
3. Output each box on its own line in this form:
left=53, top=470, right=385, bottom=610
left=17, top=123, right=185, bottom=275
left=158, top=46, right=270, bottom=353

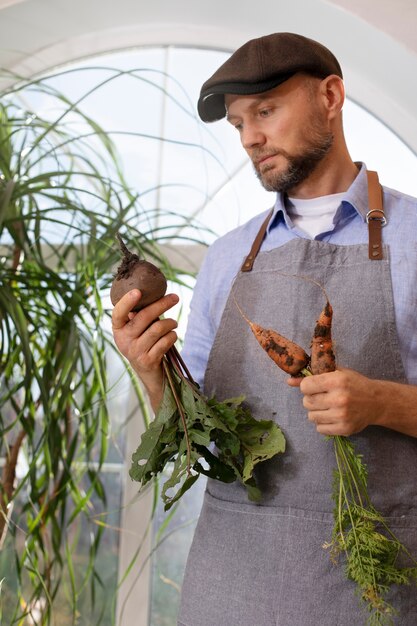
left=112, top=289, right=142, bottom=330
left=139, top=318, right=178, bottom=354
left=112, top=291, right=178, bottom=332
left=315, top=422, right=353, bottom=437
left=315, top=423, right=338, bottom=436
left=129, top=329, right=178, bottom=374
left=286, top=376, right=302, bottom=388
left=302, top=391, right=329, bottom=411
left=299, top=371, right=335, bottom=395
left=125, top=322, right=178, bottom=373
left=307, top=409, right=333, bottom=424
left=127, top=293, right=179, bottom=334
left=146, top=330, right=178, bottom=363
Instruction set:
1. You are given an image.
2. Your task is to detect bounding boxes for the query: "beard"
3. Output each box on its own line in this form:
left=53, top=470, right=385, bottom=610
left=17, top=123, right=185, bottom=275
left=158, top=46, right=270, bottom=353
left=252, top=128, right=334, bottom=194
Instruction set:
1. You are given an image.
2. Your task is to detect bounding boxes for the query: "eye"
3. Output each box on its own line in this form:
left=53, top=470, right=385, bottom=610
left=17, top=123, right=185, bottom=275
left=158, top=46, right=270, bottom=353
left=234, top=122, right=243, bottom=132
left=259, top=107, right=272, bottom=118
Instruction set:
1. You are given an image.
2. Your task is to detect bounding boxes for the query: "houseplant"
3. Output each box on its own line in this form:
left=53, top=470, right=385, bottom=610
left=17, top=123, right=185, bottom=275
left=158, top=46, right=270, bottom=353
left=0, top=69, right=204, bottom=625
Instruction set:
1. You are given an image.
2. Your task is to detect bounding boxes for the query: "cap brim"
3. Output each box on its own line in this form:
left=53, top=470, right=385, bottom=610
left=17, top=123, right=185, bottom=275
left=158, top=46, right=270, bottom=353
left=197, top=72, right=295, bottom=122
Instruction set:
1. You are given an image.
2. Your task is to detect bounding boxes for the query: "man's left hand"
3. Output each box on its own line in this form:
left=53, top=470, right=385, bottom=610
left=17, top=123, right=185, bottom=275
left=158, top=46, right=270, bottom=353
left=287, top=368, right=381, bottom=436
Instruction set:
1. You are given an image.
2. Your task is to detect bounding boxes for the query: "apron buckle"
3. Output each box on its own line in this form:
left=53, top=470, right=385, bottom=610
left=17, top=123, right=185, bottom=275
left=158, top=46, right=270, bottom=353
left=366, top=209, right=387, bottom=226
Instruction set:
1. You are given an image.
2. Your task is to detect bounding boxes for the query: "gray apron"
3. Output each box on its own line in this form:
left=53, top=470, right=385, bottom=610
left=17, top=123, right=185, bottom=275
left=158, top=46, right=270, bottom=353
left=178, top=227, right=417, bottom=625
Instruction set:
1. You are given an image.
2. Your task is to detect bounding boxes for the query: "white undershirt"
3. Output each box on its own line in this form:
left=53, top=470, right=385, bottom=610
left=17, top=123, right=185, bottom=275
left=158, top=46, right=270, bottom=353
left=286, top=192, right=345, bottom=239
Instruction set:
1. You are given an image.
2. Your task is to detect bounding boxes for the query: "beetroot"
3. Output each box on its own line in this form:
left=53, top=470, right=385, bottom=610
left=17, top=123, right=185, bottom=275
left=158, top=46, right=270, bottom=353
left=110, top=234, right=167, bottom=312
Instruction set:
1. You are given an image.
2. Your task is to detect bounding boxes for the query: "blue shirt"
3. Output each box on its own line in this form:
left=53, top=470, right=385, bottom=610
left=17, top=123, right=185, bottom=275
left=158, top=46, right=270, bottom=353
left=182, top=164, right=417, bottom=387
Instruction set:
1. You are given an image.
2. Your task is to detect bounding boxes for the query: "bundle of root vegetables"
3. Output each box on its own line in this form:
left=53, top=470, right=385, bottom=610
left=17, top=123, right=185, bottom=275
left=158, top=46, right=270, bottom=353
left=236, top=292, right=417, bottom=625
left=111, top=236, right=417, bottom=625
left=111, top=235, right=286, bottom=510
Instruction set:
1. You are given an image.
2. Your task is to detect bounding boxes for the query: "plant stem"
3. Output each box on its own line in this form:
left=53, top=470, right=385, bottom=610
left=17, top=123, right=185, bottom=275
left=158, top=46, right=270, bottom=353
left=170, top=345, right=196, bottom=385
left=161, top=358, right=192, bottom=476
left=0, top=428, right=26, bottom=545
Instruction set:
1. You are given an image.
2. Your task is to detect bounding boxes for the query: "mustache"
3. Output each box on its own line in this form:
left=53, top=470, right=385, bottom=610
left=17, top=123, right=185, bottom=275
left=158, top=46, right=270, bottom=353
left=251, top=149, right=288, bottom=167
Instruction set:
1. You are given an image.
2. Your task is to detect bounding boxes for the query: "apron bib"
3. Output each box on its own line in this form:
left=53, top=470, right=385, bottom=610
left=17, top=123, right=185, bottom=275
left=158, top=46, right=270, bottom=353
left=178, top=229, right=417, bottom=626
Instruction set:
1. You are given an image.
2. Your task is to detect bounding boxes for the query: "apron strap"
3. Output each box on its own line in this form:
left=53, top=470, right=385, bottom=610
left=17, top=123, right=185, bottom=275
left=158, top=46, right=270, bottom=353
left=241, top=169, right=386, bottom=272
left=240, top=209, right=273, bottom=272
left=366, top=170, right=386, bottom=260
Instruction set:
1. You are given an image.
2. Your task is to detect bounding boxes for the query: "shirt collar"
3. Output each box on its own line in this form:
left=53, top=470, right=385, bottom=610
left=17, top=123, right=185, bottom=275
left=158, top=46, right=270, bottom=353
left=266, top=162, right=370, bottom=234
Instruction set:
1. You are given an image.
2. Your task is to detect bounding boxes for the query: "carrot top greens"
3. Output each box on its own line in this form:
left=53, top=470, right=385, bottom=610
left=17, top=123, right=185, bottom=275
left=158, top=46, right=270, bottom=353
left=327, top=435, right=417, bottom=625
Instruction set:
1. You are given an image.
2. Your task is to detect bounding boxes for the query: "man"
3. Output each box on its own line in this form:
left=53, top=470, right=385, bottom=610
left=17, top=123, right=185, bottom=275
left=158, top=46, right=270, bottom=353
left=112, top=33, right=417, bottom=625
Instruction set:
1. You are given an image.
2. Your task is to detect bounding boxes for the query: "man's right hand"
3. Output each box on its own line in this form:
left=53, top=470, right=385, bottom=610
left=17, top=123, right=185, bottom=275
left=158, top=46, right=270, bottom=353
left=111, top=289, right=179, bottom=411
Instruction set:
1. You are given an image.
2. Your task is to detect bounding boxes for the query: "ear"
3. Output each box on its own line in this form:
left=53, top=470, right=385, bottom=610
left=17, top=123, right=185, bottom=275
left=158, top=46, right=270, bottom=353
left=319, top=75, right=345, bottom=120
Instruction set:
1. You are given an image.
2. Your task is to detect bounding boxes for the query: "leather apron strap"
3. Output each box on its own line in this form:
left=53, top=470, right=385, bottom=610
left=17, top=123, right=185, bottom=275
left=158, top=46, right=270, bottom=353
left=240, top=209, right=273, bottom=272
left=366, top=170, right=386, bottom=260
left=241, top=170, right=386, bottom=272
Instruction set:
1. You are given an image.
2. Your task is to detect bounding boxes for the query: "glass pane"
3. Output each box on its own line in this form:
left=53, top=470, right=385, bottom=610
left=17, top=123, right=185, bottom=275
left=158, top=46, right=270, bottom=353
left=0, top=469, right=123, bottom=625
left=149, top=474, right=206, bottom=626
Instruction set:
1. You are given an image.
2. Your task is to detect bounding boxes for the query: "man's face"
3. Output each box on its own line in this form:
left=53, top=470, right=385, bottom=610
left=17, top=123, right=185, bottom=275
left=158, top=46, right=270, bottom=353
left=225, top=74, right=333, bottom=194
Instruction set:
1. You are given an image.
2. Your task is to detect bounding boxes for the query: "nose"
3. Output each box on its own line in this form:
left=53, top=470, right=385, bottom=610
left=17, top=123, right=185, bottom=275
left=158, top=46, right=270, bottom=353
left=240, top=124, right=266, bottom=150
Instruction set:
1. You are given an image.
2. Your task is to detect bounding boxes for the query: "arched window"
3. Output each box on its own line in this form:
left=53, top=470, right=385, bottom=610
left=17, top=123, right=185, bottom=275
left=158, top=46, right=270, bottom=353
left=4, top=45, right=417, bottom=626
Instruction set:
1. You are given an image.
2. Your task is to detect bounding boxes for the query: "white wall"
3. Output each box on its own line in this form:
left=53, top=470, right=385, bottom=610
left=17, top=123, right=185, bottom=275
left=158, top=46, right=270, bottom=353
left=0, top=0, right=417, bottom=153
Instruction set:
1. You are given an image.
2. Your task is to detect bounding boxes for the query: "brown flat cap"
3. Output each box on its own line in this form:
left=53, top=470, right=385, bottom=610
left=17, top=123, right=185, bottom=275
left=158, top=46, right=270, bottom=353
left=198, top=32, right=342, bottom=122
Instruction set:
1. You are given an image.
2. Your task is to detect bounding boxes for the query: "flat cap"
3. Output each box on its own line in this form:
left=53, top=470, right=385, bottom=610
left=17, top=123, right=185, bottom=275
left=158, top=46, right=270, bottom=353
left=198, top=32, right=342, bottom=122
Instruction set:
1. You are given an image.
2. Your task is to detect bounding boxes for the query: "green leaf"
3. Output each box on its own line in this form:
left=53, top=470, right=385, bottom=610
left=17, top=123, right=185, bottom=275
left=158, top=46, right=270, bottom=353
left=214, top=430, right=241, bottom=458
left=180, top=379, right=198, bottom=424
left=157, top=377, right=179, bottom=424
left=193, top=444, right=236, bottom=483
left=129, top=362, right=286, bottom=506
left=129, top=421, right=165, bottom=482
left=243, top=479, right=262, bottom=503
left=163, top=473, right=200, bottom=512
left=237, top=420, right=286, bottom=483
left=0, top=179, right=16, bottom=231
left=0, top=284, right=32, bottom=385
left=188, top=427, right=211, bottom=447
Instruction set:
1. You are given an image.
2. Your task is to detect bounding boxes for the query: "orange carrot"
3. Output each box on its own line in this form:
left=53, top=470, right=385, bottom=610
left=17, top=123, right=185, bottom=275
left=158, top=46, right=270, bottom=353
left=249, top=321, right=310, bottom=376
left=310, top=300, right=336, bottom=375
left=234, top=297, right=309, bottom=375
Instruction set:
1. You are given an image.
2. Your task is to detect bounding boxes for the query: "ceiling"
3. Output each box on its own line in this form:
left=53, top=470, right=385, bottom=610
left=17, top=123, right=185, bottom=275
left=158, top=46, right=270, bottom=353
left=0, top=0, right=416, bottom=152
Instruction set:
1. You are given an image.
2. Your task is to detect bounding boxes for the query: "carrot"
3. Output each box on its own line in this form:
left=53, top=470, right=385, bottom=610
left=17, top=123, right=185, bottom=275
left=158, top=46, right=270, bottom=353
left=234, top=297, right=309, bottom=376
left=249, top=322, right=310, bottom=376
left=310, top=300, right=336, bottom=375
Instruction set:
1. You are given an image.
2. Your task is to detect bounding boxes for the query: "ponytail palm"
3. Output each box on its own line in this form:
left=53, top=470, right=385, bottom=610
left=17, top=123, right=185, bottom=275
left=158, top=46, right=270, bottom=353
left=0, top=72, right=202, bottom=624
